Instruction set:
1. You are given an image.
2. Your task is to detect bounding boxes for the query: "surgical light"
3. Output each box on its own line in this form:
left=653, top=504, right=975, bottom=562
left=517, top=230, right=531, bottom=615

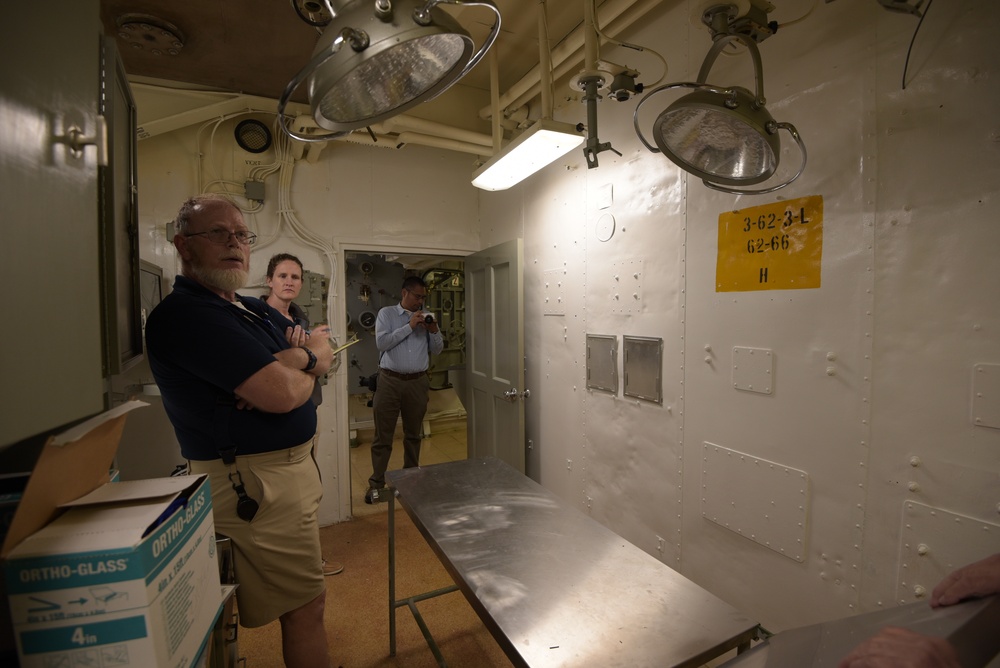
left=279, top=0, right=501, bottom=142
left=634, top=32, right=806, bottom=195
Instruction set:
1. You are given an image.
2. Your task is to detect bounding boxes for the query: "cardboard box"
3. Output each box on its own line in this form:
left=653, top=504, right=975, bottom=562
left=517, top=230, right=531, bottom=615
left=2, top=402, right=224, bottom=668
left=0, top=475, right=29, bottom=662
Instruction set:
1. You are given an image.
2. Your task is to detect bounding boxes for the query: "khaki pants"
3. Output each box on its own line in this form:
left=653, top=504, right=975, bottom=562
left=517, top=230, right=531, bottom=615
left=189, top=437, right=324, bottom=627
left=369, top=370, right=429, bottom=488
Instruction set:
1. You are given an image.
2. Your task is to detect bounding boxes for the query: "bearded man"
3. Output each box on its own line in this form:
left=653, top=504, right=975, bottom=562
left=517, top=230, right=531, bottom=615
left=145, top=194, right=334, bottom=668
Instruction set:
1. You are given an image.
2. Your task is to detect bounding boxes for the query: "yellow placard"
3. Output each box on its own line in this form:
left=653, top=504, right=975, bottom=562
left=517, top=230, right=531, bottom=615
left=716, top=195, right=823, bottom=292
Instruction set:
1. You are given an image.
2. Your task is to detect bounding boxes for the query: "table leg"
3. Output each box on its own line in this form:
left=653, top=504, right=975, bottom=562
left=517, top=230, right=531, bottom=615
left=389, top=490, right=397, bottom=656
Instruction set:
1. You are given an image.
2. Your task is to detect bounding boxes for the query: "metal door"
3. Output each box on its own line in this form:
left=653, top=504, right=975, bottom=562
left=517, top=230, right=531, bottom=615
left=464, top=239, right=526, bottom=472
left=1, top=1, right=105, bottom=448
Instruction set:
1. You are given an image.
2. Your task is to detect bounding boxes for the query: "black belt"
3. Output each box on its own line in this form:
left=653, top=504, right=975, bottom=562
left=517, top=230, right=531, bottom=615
left=380, top=367, right=425, bottom=381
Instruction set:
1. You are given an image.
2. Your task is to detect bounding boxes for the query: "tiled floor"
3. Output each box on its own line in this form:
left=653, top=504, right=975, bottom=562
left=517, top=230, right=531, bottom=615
left=350, top=417, right=468, bottom=517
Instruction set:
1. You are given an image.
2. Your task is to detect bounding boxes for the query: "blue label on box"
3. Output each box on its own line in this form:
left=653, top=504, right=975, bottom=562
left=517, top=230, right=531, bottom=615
left=4, top=478, right=212, bottom=595
left=19, top=615, right=148, bottom=654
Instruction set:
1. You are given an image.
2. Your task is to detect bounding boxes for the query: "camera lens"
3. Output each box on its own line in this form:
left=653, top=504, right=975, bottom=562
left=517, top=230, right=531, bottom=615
left=424, top=315, right=434, bottom=323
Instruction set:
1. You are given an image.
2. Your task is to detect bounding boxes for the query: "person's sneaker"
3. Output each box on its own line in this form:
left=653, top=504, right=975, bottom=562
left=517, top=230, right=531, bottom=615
left=322, top=558, right=344, bottom=576
left=364, top=487, right=386, bottom=504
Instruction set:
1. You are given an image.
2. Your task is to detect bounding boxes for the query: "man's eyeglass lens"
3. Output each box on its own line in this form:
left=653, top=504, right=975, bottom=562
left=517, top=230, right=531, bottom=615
left=188, top=229, right=257, bottom=245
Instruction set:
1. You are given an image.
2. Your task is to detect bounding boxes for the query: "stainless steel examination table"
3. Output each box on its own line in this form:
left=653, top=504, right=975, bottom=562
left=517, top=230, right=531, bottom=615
left=385, top=457, right=760, bottom=667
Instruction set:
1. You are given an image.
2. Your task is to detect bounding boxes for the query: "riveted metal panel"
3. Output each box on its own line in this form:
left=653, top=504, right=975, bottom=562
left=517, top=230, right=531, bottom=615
left=897, top=502, right=1000, bottom=604
left=543, top=267, right=567, bottom=316
left=732, top=346, right=774, bottom=395
left=610, top=259, right=644, bottom=315
left=972, top=363, right=1000, bottom=429
left=702, top=442, right=811, bottom=562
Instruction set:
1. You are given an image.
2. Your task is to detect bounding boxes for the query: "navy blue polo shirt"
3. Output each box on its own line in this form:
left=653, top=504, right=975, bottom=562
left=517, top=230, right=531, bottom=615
left=145, top=275, right=317, bottom=460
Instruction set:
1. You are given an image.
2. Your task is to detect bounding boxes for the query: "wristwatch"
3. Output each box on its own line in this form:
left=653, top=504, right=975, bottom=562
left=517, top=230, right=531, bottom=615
left=302, top=347, right=317, bottom=371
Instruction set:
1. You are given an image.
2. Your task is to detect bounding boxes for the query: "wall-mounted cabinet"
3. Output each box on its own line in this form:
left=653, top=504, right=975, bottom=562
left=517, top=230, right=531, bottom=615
left=1, top=2, right=105, bottom=451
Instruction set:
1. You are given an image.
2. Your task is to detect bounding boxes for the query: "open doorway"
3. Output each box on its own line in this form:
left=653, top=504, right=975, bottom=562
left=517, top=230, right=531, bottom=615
left=344, top=250, right=468, bottom=516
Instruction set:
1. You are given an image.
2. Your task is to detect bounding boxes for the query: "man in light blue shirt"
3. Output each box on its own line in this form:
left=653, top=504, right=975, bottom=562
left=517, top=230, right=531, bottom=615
left=365, top=276, right=444, bottom=503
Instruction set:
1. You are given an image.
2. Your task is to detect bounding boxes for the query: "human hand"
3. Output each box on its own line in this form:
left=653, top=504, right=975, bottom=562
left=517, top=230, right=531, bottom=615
left=837, top=627, right=960, bottom=668
left=304, top=328, right=334, bottom=375
left=284, top=324, right=308, bottom=348
left=235, top=396, right=255, bottom=410
left=932, top=552, right=1000, bottom=607
left=310, top=324, right=331, bottom=341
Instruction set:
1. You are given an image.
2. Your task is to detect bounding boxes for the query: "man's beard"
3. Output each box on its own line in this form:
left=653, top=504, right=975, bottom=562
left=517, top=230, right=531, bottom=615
left=190, top=265, right=248, bottom=293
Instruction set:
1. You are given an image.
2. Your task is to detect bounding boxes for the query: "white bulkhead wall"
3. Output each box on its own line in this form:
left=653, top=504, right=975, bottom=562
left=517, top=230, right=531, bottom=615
left=129, top=0, right=1000, bottom=637
left=134, top=126, right=483, bottom=527
left=481, top=0, right=1000, bottom=631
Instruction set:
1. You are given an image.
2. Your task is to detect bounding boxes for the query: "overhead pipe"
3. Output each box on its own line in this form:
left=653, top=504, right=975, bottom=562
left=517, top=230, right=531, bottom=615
left=539, top=0, right=553, bottom=121
left=131, top=84, right=494, bottom=152
left=292, top=114, right=491, bottom=152
left=371, top=115, right=493, bottom=147
left=131, top=87, right=312, bottom=139
left=489, top=41, right=502, bottom=153
left=292, top=115, right=489, bottom=154
left=395, top=131, right=492, bottom=155
left=478, top=0, right=663, bottom=121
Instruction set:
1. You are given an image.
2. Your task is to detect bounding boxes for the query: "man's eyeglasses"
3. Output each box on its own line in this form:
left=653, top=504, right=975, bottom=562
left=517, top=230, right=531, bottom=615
left=406, top=290, right=428, bottom=300
left=185, top=228, right=258, bottom=246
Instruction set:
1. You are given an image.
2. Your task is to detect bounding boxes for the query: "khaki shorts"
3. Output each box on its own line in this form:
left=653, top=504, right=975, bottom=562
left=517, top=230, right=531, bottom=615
left=189, top=437, right=324, bottom=627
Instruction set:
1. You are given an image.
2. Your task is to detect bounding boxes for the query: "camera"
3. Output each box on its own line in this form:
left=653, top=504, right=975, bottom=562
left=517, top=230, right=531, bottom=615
left=359, top=373, right=378, bottom=392
left=359, top=372, right=378, bottom=407
left=423, top=313, right=436, bottom=324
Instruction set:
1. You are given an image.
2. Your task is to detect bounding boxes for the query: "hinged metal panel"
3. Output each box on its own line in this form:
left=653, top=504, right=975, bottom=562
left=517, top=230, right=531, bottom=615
left=586, top=334, right=618, bottom=394
left=623, top=335, right=663, bottom=403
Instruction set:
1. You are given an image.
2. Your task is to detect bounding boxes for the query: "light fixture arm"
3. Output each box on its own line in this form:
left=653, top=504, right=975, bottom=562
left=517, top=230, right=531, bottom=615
left=277, top=28, right=370, bottom=143
left=697, top=33, right=766, bottom=108
left=703, top=120, right=808, bottom=195
left=414, top=0, right=501, bottom=90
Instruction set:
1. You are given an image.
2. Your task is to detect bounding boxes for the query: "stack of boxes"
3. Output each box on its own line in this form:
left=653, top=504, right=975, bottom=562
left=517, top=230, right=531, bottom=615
left=1, top=402, right=226, bottom=667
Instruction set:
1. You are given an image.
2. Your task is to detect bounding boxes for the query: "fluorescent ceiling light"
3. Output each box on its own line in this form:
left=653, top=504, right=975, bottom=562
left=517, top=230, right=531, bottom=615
left=472, top=120, right=584, bottom=191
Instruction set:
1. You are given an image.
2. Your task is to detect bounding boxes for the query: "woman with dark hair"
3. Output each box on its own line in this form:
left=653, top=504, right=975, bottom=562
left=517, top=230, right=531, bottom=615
left=264, top=252, right=343, bottom=577
left=265, top=253, right=308, bottom=330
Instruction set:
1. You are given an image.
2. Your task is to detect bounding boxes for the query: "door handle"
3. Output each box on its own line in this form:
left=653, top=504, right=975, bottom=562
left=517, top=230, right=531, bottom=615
left=54, top=117, right=108, bottom=166
left=503, top=388, right=531, bottom=402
